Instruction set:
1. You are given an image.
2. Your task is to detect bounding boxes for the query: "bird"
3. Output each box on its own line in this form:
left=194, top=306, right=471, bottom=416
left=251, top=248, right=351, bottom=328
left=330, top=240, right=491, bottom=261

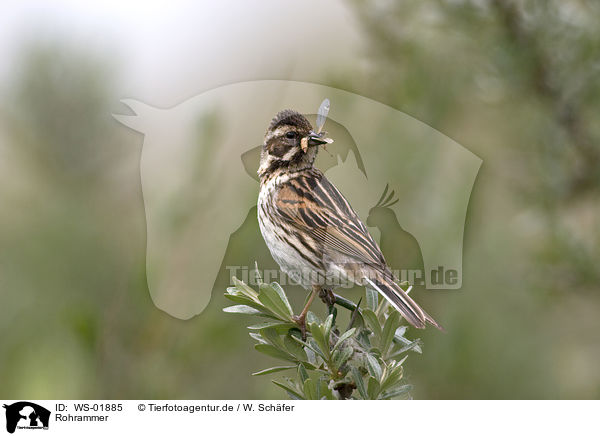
left=257, top=108, right=441, bottom=335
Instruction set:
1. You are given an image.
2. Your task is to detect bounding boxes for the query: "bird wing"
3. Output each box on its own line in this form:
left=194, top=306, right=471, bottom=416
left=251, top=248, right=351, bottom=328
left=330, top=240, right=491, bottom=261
left=272, top=170, right=443, bottom=331
left=273, top=170, right=386, bottom=268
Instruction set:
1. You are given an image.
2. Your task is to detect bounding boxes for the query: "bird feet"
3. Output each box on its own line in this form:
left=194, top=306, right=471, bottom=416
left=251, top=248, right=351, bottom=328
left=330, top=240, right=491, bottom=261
left=319, top=288, right=336, bottom=309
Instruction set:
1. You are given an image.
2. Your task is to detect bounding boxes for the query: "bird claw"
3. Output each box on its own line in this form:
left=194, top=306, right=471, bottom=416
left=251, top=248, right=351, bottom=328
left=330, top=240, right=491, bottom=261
left=319, top=288, right=336, bottom=308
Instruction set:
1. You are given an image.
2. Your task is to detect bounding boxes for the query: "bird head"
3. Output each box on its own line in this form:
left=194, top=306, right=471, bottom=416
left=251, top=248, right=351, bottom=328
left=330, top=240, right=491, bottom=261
left=258, top=109, right=333, bottom=180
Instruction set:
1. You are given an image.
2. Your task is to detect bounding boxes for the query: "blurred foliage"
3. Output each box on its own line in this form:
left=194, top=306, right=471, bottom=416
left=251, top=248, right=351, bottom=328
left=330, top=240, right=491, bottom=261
left=340, top=0, right=600, bottom=399
left=224, top=273, right=422, bottom=400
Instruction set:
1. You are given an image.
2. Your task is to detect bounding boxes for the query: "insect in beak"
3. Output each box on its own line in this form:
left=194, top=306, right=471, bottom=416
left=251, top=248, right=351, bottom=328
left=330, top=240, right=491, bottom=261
left=300, top=98, right=334, bottom=153
left=302, top=132, right=334, bottom=153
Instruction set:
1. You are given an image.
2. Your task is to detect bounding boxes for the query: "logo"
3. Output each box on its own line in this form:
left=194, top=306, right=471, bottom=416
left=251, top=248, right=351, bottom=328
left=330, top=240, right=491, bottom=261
left=114, top=80, right=481, bottom=319
left=3, top=402, right=50, bottom=434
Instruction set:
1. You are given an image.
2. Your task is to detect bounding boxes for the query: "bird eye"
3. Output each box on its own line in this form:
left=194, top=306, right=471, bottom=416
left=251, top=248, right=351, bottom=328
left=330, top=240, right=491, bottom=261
left=285, top=131, right=297, bottom=139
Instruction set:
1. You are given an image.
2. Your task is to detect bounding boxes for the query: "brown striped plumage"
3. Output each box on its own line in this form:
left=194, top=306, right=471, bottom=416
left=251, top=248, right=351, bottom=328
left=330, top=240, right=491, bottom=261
left=257, top=110, right=441, bottom=331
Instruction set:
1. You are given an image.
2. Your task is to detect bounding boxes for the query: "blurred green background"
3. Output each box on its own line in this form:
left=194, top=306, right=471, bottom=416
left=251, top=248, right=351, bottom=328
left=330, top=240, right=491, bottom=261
left=1, top=0, right=599, bottom=399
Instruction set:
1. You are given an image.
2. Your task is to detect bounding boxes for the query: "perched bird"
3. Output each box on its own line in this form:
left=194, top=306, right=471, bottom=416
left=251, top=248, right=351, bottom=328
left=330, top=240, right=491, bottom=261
left=257, top=108, right=441, bottom=334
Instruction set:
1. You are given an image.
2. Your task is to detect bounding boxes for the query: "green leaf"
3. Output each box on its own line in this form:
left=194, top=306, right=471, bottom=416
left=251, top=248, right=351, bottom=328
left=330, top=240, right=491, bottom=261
left=303, top=378, right=317, bottom=400
left=389, top=338, right=423, bottom=358
left=247, top=321, right=296, bottom=333
left=351, top=367, right=368, bottom=399
left=362, top=309, right=382, bottom=337
left=393, top=329, right=414, bottom=345
left=319, top=379, right=334, bottom=400
left=272, top=380, right=305, bottom=400
left=380, top=384, right=412, bottom=400
left=328, top=306, right=338, bottom=324
left=379, top=362, right=404, bottom=393
left=224, top=294, right=276, bottom=317
left=306, top=311, right=320, bottom=325
left=229, top=277, right=423, bottom=401
left=323, top=314, right=334, bottom=340
left=304, top=346, right=318, bottom=366
left=298, top=364, right=309, bottom=383
left=224, top=293, right=263, bottom=308
left=309, top=322, right=330, bottom=361
left=365, top=353, right=383, bottom=381
left=352, top=307, right=364, bottom=330
left=380, top=373, right=403, bottom=393
left=269, top=282, right=294, bottom=316
left=293, top=335, right=327, bottom=361
left=310, top=337, right=328, bottom=361
left=356, top=329, right=372, bottom=349
left=332, top=328, right=356, bottom=352
left=367, top=376, right=381, bottom=399
left=223, top=305, right=262, bottom=315
left=392, top=327, right=423, bottom=353
left=259, top=326, right=284, bottom=347
left=253, top=262, right=263, bottom=285
left=380, top=311, right=400, bottom=355
left=284, top=333, right=308, bottom=362
left=315, top=377, right=322, bottom=400
left=254, top=344, right=295, bottom=362
left=332, top=346, right=353, bottom=370
left=252, top=366, right=296, bottom=376
left=231, top=277, right=259, bottom=298
left=249, top=332, right=267, bottom=344
left=258, top=284, right=294, bottom=320
left=366, top=287, right=378, bottom=311
left=395, top=326, right=408, bottom=337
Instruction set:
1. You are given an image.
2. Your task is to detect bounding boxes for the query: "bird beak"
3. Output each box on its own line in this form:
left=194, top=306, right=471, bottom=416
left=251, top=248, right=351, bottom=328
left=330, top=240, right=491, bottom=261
left=301, top=132, right=334, bottom=153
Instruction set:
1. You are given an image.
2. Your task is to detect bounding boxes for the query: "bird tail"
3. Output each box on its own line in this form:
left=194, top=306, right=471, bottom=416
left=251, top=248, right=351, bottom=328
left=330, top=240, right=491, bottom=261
left=364, top=275, right=443, bottom=331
